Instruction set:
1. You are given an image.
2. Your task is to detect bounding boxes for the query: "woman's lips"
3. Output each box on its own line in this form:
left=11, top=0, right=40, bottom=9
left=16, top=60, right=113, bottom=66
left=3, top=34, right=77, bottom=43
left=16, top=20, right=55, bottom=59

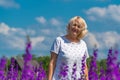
left=72, top=29, right=78, bottom=33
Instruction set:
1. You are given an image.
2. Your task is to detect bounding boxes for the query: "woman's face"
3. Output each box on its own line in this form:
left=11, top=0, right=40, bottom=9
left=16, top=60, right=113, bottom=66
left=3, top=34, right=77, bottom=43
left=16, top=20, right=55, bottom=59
left=68, top=21, right=84, bottom=37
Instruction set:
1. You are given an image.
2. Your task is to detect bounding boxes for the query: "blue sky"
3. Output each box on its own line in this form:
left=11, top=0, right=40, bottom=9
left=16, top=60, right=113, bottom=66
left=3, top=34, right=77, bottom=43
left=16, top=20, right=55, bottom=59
left=0, top=0, right=120, bottom=59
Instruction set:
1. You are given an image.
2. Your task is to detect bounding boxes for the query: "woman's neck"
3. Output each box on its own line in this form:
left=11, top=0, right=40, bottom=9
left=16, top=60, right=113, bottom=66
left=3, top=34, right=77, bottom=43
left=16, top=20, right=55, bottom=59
left=65, top=34, right=79, bottom=43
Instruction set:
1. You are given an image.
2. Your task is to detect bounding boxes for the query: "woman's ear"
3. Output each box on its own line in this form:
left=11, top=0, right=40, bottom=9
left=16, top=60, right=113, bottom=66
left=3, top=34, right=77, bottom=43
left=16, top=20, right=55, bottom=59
left=66, top=25, right=70, bottom=34
left=67, top=23, right=71, bottom=30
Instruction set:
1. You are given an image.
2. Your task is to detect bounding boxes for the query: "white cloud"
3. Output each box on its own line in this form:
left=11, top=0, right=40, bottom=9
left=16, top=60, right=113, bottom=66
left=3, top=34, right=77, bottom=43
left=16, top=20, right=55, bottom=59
left=97, top=31, right=120, bottom=48
left=0, top=22, right=26, bottom=50
left=35, top=16, right=63, bottom=27
left=50, top=18, right=61, bottom=26
left=10, top=28, right=27, bottom=36
left=36, top=16, right=46, bottom=24
left=31, top=37, right=45, bottom=48
left=5, top=36, right=45, bottom=50
left=0, top=22, right=27, bottom=36
left=85, top=32, right=100, bottom=48
left=85, top=31, right=120, bottom=49
left=26, top=29, right=36, bottom=36
left=86, top=4, right=120, bottom=22
left=86, top=7, right=106, bottom=17
left=0, top=0, right=20, bottom=8
left=0, top=22, right=10, bottom=35
left=7, top=36, right=25, bottom=50
left=86, top=31, right=120, bottom=59
left=0, top=22, right=41, bottom=50
left=41, top=29, right=51, bottom=35
left=0, top=22, right=36, bottom=36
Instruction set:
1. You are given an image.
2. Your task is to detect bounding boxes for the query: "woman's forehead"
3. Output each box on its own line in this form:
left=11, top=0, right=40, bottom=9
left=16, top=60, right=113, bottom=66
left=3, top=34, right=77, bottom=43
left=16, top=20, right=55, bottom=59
left=71, top=20, right=81, bottom=25
left=70, top=19, right=85, bottom=28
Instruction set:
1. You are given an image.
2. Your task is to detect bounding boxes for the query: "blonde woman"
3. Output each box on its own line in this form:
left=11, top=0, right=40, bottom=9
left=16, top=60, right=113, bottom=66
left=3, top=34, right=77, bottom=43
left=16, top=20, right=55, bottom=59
left=48, top=16, right=89, bottom=80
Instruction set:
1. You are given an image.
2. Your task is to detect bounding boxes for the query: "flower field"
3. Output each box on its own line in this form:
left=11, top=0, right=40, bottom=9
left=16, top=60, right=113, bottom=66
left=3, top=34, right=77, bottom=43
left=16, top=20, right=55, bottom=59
left=0, top=38, right=120, bottom=80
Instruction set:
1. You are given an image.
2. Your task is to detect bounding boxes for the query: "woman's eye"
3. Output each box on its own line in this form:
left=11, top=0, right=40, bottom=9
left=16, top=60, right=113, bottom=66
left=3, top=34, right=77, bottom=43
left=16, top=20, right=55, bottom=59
left=73, top=24, right=77, bottom=26
left=77, top=25, right=80, bottom=28
left=72, top=24, right=81, bottom=28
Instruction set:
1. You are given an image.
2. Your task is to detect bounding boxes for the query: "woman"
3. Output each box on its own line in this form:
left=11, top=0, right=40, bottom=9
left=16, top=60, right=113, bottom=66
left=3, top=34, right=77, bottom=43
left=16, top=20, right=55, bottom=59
left=48, top=16, right=89, bottom=80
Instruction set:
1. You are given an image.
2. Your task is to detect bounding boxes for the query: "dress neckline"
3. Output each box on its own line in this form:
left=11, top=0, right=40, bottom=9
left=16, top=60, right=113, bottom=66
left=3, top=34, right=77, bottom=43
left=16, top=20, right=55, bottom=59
left=62, top=36, right=81, bottom=44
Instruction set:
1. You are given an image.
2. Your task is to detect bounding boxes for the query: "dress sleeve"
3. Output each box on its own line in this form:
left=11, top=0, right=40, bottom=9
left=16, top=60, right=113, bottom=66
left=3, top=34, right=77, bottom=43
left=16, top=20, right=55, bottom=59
left=83, top=40, right=89, bottom=59
left=50, top=37, right=61, bottom=54
left=85, top=46, right=89, bottom=59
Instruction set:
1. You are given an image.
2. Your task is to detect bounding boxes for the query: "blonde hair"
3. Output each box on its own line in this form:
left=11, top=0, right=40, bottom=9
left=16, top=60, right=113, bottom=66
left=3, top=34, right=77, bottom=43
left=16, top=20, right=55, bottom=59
left=67, top=16, right=88, bottom=40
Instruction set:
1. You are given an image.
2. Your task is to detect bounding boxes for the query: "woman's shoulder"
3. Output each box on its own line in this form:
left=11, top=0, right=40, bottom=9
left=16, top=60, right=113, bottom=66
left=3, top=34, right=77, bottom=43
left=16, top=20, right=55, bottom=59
left=80, top=39, right=87, bottom=45
left=54, top=36, right=65, bottom=43
left=55, top=35, right=65, bottom=40
left=56, top=36, right=62, bottom=40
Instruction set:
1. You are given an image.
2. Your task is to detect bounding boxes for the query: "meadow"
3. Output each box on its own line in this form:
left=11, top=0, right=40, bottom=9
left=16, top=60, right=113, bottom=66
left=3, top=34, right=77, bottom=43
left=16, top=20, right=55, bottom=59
left=0, top=39, right=120, bottom=80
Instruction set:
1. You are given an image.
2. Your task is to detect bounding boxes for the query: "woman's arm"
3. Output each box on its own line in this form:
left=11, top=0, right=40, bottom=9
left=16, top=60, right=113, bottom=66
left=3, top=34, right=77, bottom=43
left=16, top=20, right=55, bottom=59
left=84, top=63, right=89, bottom=80
left=48, top=52, right=58, bottom=80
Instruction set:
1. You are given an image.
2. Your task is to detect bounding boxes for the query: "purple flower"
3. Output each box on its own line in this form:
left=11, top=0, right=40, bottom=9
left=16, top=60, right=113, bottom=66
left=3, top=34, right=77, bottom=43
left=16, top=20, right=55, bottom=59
left=21, top=36, right=35, bottom=80
left=89, top=49, right=98, bottom=80
left=105, top=48, right=120, bottom=80
left=6, top=57, right=18, bottom=80
left=36, top=62, right=47, bottom=80
left=0, top=57, right=7, bottom=80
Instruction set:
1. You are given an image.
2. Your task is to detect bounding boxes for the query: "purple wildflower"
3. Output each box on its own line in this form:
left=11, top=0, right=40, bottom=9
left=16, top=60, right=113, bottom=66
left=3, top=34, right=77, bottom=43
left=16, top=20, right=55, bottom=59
left=105, top=48, right=120, bottom=80
left=99, top=67, right=105, bottom=80
left=89, top=49, right=98, bottom=80
left=6, top=57, right=18, bottom=80
left=36, top=62, right=47, bottom=80
left=21, top=36, right=35, bottom=80
left=0, top=57, right=7, bottom=80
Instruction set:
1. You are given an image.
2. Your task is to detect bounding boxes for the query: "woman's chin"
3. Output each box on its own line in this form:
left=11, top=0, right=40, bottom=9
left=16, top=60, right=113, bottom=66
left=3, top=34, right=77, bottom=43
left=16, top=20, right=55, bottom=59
left=71, top=33, right=78, bottom=37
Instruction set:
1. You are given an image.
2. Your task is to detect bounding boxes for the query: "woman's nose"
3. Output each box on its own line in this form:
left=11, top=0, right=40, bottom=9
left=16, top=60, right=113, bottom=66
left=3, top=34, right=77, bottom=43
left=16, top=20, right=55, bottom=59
left=74, top=25, right=78, bottom=29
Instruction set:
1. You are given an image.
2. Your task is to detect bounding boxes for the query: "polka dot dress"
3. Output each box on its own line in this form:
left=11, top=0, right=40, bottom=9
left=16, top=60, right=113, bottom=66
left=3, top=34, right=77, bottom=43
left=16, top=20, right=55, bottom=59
left=50, top=36, right=89, bottom=80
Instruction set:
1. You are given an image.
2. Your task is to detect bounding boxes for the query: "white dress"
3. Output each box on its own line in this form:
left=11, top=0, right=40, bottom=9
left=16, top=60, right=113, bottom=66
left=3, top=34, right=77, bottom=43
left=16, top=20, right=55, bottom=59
left=50, top=36, right=89, bottom=80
